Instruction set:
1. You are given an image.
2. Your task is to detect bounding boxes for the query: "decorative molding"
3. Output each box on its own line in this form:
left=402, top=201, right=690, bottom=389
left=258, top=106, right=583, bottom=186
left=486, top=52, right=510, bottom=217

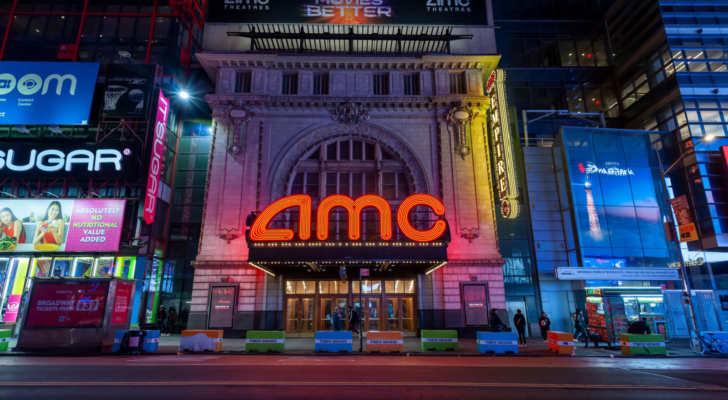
left=191, top=260, right=255, bottom=268
left=270, top=123, right=430, bottom=201
left=446, top=106, right=478, bottom=159
left=223, top=99, right=253, bottom=158
left=446, top=259, right=506, bottom=267
left=330, top=98, right=371, bottom=125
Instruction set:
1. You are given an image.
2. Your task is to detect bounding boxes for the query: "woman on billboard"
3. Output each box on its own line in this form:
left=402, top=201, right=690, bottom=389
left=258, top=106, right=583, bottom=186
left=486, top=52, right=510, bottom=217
left=0, top=207, right=26, bottom=243
left=32, top=201, right=65, bottom=246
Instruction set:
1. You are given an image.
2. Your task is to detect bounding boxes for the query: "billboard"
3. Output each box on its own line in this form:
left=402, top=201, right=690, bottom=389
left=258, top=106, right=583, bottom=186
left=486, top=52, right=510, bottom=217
left=0, top=61, right=99, bottom=125
left=143, top=90, right=169, bottom=225
left=24, top=282, right=109, bottom=328
left=99, top=64, right=157, bottom=118
left=669, top=195, right=698, bottom=243
left=207, top=0, right=487, bottom=25
left=555, top=267, right=680, bottom=281
left=0, top=142, right=142, bottom=180
left=0, top=199, right=126, bottom=253
left=111, top=282, right=132, bottom=325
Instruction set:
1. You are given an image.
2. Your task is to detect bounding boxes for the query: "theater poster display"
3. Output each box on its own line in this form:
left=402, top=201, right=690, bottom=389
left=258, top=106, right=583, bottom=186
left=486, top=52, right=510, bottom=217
left=207, top=0, right=486, bottom=25
left=0, top=199, right=126, bottom=253
left=24, top=282, right=109, bottom=328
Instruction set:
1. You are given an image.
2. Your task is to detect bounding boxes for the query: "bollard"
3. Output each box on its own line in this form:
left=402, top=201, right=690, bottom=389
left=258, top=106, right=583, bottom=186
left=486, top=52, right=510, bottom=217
left=547, top=331, right=575, bottom=354
left=421, top=330, right=458, bottom=351
left=619, top=334, right=666, bottom=355
left=315, top=331, right=353, bottom=353
left=0, top=329, right=10, bottom=352
left=476, top=332, right=518, bottom=354
left=246, top=331, right=285, bottom=353
left=366, top=331, right=404, bottom=353
left=180, top=330, right=223, bottom=352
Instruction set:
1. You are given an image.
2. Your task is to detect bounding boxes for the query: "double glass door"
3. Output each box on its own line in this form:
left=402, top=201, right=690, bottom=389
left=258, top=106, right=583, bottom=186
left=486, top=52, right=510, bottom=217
left=320, top=297, right=348, bottom=331
left=286, top=297, right=315, bottom=337
left=386, top=297, right=415, bottom=332
left=354, top=297, right=381, bottom=331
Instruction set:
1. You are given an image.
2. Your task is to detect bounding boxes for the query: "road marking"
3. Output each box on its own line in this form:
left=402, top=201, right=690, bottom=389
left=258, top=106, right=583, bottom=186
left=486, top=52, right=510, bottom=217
left=278, top=357, right=357, bottom=362
left=126, top=357, right=219, bottom=362
left=0, top=382, right=724, bottom=391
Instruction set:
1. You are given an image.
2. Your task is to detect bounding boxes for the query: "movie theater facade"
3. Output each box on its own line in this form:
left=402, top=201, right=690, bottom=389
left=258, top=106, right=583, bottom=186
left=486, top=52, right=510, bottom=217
left=189, top=1, right=507, bottom=336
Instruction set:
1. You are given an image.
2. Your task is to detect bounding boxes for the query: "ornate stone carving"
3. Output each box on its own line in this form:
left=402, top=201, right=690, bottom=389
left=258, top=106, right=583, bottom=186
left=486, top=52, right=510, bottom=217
left=223, top=99, right=253, bottom=158
left=446, top=106, right=478, bottom=159
left=271, top=123, right=429, bottom=201
left=330, top=99, right=370, bottom=125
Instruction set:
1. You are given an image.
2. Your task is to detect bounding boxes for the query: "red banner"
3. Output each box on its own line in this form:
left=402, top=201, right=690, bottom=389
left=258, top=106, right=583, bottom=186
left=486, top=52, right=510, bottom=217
left=111, top=283, right=132, bottom=325
left=144, top=90, right=169, bottom=224
left=25, top=283, right=109, bottom=328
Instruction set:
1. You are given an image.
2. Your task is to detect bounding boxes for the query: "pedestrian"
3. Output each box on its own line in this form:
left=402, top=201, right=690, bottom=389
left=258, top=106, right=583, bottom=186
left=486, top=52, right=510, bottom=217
left=627, top=317, right=652, bottom=335
left=332, top=307, right=341, bottom=331
left=489, top=308, right=509, bottom=332
left=166, top=307, right=177, bottom=337
left=157, top=305, right=167, bottom=335
left=348, top=305, right=361, bottom=337
left=539, top=312, right=551, bottom=343
left=514, top=309, right=527, bottom=347
left=573, top=309, right=590, bottom=347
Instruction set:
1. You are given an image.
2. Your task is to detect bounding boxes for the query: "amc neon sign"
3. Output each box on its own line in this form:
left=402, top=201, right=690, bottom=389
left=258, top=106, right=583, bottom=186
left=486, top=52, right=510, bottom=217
left=250, top=194, right=447, bottom=243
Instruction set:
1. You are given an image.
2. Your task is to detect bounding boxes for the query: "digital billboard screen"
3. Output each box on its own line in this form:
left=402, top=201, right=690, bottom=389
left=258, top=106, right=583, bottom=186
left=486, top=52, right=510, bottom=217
left=0, top=199, right=126, bottom=253
left=0, top=61, right=99, bottom=125
left=207, top=0, right=487, bottom=25
left=24, top=282, right=109, bottom=328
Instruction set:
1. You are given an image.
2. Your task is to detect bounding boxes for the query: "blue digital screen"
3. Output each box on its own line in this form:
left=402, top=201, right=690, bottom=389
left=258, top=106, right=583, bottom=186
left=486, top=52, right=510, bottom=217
left=0, top=61, right=99, bottom=125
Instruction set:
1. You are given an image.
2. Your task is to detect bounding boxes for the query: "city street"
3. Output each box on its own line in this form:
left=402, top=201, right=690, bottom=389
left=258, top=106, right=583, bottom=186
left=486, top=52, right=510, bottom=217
left=1, top=354, right=727, bottom=399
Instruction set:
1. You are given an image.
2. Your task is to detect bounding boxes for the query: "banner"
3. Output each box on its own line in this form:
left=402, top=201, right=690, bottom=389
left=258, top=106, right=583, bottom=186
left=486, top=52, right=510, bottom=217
left=100, top=64, right=156, bottom=118
left=0, top=142, right=141, bottom=179
left=111, top=282, right=132, bottom=325
left=0, top=61, right=99, bottom=125
left=669, top=195, right=698, bottom=243
left=144, top=90, right=169, bottom=225
left=555, top=267, right=680, bottom=281
left=207, top=0, right=487, bottom=25
left=24, top=282, right=109, bottom=328
left=0, top=199, right=126, bottom=253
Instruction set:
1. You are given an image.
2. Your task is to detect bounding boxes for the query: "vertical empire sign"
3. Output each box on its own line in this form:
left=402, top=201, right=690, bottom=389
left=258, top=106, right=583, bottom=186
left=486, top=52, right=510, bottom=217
left=487, top=70, right=520, bottom=219
left=144, top=91, right=169, bottom=224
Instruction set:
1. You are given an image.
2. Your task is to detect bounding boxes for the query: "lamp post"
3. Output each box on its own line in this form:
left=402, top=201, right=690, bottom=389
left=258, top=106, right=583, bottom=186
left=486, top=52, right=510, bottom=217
left=656, top=134, right=714, bottom=337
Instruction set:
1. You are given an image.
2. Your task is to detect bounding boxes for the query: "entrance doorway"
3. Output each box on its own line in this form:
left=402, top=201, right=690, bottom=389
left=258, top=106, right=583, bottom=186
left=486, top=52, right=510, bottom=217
left=285, top=297, right=315, bottom=337
left=506, top=299, right=528, bottom=336
left=386, top=297, right=415, bottom=332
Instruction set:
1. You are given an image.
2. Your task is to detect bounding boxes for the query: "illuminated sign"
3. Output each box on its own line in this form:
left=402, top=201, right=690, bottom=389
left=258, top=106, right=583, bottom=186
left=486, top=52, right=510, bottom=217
left=578, top=162, right=634, bottom=176
left=250, top=193, right=446, bottom=242
left=487, top=70, right=520, bottom=219
left=144, top=90, right=169, bottom=225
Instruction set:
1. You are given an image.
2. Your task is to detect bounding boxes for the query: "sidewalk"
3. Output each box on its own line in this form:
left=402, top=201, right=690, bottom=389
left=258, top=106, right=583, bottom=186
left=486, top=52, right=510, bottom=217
left=3, top=335, right=722, bottom=357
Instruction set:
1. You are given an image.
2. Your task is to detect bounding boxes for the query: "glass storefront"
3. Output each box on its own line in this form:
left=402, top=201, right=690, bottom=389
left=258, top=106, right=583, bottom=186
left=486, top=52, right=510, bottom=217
left=284, top=279, right=416, bottom=337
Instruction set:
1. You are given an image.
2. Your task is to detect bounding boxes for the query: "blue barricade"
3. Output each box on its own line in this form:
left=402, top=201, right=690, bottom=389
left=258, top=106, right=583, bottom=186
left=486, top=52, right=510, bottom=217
left=476, top=332, right=519, bottom=354
left=112, top=330, right=160, bottom=353
left=315, top=331, right=353, bottom=353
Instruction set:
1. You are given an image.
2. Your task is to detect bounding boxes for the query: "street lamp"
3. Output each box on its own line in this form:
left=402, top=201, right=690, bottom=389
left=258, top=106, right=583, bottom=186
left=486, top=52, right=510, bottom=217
left=656, top=134, right=714, bottom=339
left=179, top=90, right=190, bottom=99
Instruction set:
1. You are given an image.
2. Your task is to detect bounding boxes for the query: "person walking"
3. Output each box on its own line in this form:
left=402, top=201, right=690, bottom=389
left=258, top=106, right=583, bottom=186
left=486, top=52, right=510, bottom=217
left=332, top=307, right=342, bottom=332
left=573, top=309, right=590, bottom=347
left=489, top=308, right=510, bottom=332
left=348, top=306, right=361, bottom=337
left=166, top=307, right=178, bottom=337
left=539, top=312, right=551, bottom=343
left=514, top=309, right=528, bottom=347
left=157, top=305, right=167, bottom=335
left=627, top=317, right=652, bottom=335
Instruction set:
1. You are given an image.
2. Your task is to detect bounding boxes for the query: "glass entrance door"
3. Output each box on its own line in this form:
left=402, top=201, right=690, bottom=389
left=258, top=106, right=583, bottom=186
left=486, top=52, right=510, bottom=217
left=286, top=298, right=299, bottom=333
left=365, top=298, right=380, bottom=331
left=385, top=297, right=416, bottom=332
left=387, top=298, right=399, bottom=331
left=401, top=297, right=415, bottom=332
left=285, top=297, right=314, bottom=337
left=320, top=297, right=347, bottom=331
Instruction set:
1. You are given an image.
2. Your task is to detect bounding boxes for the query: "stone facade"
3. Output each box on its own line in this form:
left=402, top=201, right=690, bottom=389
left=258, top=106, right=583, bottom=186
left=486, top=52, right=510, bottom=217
left=189, top=51, right=506, bottom=331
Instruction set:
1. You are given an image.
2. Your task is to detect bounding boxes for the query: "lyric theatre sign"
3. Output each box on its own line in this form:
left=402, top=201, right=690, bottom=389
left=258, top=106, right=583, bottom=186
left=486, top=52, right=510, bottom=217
left=250, top=193, right=447, bottom=242
left=488, top=69, right=520, bottom=219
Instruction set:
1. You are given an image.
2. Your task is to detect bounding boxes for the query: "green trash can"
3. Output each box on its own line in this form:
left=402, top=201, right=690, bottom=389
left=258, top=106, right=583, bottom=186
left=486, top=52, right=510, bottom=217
left=246, top=331, right=285, bottom=353
left=421, top=330, right=458, bottom=351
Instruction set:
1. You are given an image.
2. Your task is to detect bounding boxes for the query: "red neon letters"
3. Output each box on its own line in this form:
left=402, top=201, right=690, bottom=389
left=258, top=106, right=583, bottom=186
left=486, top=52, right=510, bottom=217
left=397, top=194, right=447, bottom=242
left=252, top=193, right=446, bottom=242
left=317, top=195, right=392, bottom=241
left=250, top=195, right=312, bottom=241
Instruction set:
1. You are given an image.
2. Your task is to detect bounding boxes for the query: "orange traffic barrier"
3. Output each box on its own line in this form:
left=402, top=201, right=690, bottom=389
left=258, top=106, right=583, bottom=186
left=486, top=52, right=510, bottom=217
left=547, top=331, right=575, bottom=354
left=180, top=330, right=223, bottom=352
left=366, top=331, right=404, bottom=353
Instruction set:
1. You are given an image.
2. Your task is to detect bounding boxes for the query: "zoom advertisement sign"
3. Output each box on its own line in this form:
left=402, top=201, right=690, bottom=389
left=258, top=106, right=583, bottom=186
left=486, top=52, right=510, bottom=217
left=208, top=0, right=486, bottom=25
left=0, top=142, right=142, bottom=179
left=0, top=62, right=99, bottom=125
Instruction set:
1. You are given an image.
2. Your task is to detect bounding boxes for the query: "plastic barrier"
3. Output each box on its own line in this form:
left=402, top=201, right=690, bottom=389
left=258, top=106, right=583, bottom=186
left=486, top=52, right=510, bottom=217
left=143, top=330, right=160, bottom=352
left=246, top=331, right=285, bottom=353
left=180, top=330, right=223, bottom=352
left=315, top=331, right=352, bottom=353
left=547, top=331, right=575, bottom=354
left=366, top=331, right=404, bottom=353
left=619, top=334, right=666, bottom=355
left=421, top=330, right=458, bottom=351
left=476, top=332, right=518, bottom=354
left=0, top=329, right=9, bottom=352
left=111, top=330, right=146, bottom=354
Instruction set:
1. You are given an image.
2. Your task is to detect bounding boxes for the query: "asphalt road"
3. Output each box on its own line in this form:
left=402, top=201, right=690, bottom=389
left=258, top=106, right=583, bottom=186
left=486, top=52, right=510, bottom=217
left=1, top=357, right=727, bottom=400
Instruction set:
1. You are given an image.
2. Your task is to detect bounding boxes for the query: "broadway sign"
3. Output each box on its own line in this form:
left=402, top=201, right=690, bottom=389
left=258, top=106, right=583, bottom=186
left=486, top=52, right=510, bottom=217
left=208, top=0, right=487, bottom=25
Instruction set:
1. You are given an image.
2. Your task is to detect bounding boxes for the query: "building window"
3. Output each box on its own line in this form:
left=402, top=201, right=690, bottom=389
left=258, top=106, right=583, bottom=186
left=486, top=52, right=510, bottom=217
left=449, top=73, right=466, bottom=94
left=374, top=73, right=389, bottom=95
left=313, top=73, right=329, bottom=95
left=235, top=71, right=252, bottom=93
left=403, top=74, right=420, bottom=95
left=282, top=73, right=298, bottom=95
